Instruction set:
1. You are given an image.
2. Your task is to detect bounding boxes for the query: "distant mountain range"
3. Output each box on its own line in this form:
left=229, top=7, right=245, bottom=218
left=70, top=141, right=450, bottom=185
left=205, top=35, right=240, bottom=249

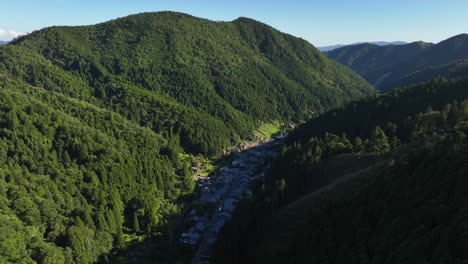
left=0, top=40, right=9, bottom=45
left=317, top=41, right=408, bottom=51
left=326, top=34, right=468, bottom=91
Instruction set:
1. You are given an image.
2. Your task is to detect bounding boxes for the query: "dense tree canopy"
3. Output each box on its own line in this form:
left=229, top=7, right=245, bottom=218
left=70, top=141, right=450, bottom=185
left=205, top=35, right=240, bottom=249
left=9, top=12, right=373, bottom=154
left=327, top=34, right=468, bottom=91
left=0, top=11, right=375, bottom=263
left=214, top=73, right=468, bottom=263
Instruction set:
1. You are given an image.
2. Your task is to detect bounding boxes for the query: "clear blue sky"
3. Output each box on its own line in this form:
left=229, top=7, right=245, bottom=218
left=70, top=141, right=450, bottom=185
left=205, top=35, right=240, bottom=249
left=1, top=0, right=467, bottom=46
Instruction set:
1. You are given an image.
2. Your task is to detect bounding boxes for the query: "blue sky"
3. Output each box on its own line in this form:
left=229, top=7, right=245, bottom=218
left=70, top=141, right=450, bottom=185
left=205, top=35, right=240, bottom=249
left=1, top=0, right=467, bottom=46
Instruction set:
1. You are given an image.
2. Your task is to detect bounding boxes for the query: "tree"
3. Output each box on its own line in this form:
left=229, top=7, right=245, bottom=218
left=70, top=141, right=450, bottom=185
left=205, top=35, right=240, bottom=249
left=367, top=126, right=390, bottom=153
left=67, top=223, right=96, bottom=264
left=133, top=211, right=140, bottom=233
left=353, top=137, right=365, bottom=153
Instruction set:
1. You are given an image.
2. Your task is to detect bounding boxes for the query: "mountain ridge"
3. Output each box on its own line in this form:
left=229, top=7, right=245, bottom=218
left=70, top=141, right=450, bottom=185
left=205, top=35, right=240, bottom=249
left=10, top=11, right=374, bottom=154
left=317, top=41, right=409, bottom=51
left=327, top=33, right=468, bottom=91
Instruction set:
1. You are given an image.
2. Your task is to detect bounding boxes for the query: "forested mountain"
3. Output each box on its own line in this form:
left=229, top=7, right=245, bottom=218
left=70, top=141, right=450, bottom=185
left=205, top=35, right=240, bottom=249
left=218, top=131, right=468, bottom=264
left=288, top=75, right=468, bottom=143
left=317, top=41, right=407, bottom=52
left=0, top=12, right=375, bottom=264
left=380, top=34, right=468, bottom=90
left=0, top=77, right=189, bottom=263
left=10, top=12, right=373, bottom=155
left=327, top=34, right=468, bottom=91
left=214, top=73, right=468, bottom=263
left=390, top=59, right=468, bottom=89
left=327, top=41, right=433, bottom=87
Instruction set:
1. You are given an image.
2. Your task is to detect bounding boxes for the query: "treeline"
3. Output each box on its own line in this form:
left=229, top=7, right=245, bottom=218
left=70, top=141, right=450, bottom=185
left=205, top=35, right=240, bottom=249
left=289, top=75, right=468, bottom=144
left=214, top=75, right=468, bottom=263
left=265, top=98, right=467, bottom=204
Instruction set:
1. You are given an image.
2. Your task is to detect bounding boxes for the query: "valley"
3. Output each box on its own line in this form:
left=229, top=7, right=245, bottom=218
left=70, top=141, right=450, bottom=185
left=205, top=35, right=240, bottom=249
left=1, top=7, right=468, bottom=264
left=188, top=135, right=285, bottom=263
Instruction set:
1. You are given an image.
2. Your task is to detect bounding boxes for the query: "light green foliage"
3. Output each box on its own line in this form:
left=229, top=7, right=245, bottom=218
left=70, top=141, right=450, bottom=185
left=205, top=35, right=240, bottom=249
left=0, top=85, right=183, bottom=263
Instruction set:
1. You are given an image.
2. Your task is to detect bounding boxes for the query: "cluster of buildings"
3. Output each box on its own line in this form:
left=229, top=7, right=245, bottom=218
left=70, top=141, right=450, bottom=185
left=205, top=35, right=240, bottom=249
left=179, top=133, right=287, bottom=263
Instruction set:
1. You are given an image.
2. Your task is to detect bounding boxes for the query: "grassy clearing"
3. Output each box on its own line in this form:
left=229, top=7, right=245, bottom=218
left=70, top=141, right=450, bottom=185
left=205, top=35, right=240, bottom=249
left=253, top=120, right=283, bottom=139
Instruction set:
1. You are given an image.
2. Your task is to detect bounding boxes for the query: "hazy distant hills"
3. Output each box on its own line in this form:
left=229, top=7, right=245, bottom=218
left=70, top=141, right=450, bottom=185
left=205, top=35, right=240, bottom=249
left=380, top=33, right=468, bottom=90
left=317, top=41, right=407, bottom=52
left=0, top=40, right=9, bottom=45
left=327, top=41, right=433, bottom=88
left=327, top=34, right=468, bottom=91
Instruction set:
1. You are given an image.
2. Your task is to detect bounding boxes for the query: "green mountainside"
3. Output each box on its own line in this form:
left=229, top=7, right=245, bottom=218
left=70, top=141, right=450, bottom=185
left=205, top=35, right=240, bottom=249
left=326, top=41, right=432, bottom=85
left=0, top=79, right=187, bottom=263
left=288, top=75, right=468, bottom=143
left=225, top=133, right=468, bottom=264
left=380, top=34, right=468, bottom=90
left=4, top=10, right=468, bottom=264
left=0, top=12, right=375, bottom=264
left=327, top=34, right=468, bottom=91
left=214, top=73, right=468, bottom=263
left=11, top=12, right=373, bottom=154
left=390, top=59, right=468, bottom=89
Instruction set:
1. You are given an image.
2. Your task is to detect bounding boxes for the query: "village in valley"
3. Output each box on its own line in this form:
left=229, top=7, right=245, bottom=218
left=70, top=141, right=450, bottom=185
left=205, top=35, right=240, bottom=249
left=178, top=133, right=287, bottom=263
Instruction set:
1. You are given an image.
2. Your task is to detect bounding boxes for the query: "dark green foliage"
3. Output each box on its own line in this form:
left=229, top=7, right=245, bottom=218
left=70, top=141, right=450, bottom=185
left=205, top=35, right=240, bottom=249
left=327, top=34, right=468, bottom=91
left=9, top=12, right=373, bottom=154
left=289, top=75, right=468, bottom=144
left=245, top=130, right=468, bottom=264
left=385, top=34, right=468, bottom=90
left=327, top=41, right=432, bottom=86
left=214, top=74, right=468, bottom=263
left=390, top=59, right=468, bottom=90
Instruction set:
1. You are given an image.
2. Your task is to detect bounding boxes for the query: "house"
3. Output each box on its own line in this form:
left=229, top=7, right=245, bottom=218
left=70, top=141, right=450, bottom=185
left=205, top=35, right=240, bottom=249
left=180, top=232, right=201, bottom=245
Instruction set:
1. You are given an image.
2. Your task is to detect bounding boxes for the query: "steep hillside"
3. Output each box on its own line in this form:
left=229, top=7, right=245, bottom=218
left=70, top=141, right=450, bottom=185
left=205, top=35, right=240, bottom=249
left=327, top=41, right=433, bottom=86
left=0, top=79, right=189, bottom=263
left=380, top=34, right=468, bottom=90
left=214, top=73, right=468, bottom=263
left=289, top=75, right=468, bottom=144
left=10, top=12, right=373, bottom=154
left=232, top=133, right=468, bottom=264
left=317, top=41, right=407, bottom=52
left=390, top=59, right=468, bottom=89
left=0, top=45, right=247, bottom=155
left=327, top=34, right=468, bottom=91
